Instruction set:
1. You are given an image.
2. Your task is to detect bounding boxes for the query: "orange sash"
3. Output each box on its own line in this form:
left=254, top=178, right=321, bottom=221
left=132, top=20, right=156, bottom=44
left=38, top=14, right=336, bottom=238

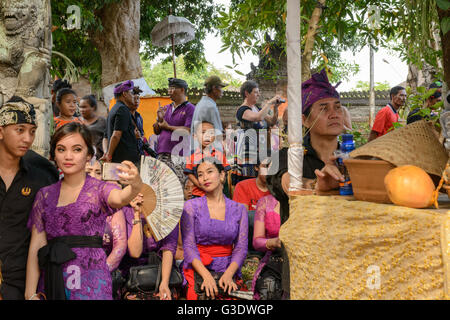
left=183, top=244, right=233, bottom=300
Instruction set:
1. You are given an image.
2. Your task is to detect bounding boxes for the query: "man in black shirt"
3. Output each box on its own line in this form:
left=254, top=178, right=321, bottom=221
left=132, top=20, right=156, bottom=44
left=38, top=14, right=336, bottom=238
left=0, top=97, right=59, bottom=299
left=407, top=81, right=442, bottom=125
left=103, top=80, right=140, bottom=165
left=266, top=69, right=346, bottom=299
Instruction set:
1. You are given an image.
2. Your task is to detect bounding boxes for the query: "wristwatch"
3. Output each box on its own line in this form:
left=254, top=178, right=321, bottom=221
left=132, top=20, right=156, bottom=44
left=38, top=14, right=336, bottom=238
left=133, top=219, right=142, bottom=225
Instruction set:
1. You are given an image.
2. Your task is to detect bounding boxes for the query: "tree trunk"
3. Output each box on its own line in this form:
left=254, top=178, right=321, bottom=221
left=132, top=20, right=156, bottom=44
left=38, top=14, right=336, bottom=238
left=437, top=6, right=450, bottom=95
left=406, top=63, right=419, bottom=92
left=301, top=0, right=325, bottom=81
left=89, top=0, right=143, bottom=88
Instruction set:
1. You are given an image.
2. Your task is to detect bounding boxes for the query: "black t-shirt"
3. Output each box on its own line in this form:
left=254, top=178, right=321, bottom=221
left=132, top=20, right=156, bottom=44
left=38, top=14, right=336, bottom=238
left=0, top=150, right=59, bottom=291
left=265, top=134, right=338, bottom=296
left=236, top=105, right=266, bottom=130
left=106, top=101, right=140, bottom=164
left=87, top=116, right=107, bottom=159
left=266, top=134, right=335, bottom=224
left=406, top=107, right=425, bottom=125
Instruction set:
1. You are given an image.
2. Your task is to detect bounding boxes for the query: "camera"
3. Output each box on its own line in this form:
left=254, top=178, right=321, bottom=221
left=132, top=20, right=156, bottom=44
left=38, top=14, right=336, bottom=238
left=276, top=98, right=286, bottom=104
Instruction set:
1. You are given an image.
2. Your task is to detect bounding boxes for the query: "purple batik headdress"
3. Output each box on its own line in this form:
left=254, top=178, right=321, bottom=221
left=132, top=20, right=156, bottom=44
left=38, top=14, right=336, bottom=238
left=302, top=69, right=341, bottom=114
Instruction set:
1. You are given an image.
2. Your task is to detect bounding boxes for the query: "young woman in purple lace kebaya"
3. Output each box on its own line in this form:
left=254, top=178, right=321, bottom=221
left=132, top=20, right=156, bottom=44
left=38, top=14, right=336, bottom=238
left=25, top=122, right=143, bottom=300
left=181, top=157, right=248, bottom=300
left=85, top=159, right=127, bottom=274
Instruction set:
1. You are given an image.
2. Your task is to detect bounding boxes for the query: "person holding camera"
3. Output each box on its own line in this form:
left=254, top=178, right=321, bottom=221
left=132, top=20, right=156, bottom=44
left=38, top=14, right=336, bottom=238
left=233, top=80, right=282, bottom=185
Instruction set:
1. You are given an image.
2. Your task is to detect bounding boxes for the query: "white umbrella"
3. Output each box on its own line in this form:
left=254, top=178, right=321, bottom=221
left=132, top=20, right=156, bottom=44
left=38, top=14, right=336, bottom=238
left=286, top=0, right=303, bottom=191
left=151, top=15, right=196, bottom=78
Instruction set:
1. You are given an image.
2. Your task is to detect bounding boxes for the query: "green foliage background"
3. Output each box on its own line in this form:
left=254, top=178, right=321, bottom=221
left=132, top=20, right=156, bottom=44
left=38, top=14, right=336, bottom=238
left=142, top=55, right=242, bottom=90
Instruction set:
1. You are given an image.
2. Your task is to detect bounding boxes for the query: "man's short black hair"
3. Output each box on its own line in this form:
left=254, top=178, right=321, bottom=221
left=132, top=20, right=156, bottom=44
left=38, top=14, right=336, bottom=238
left=52, top=79, right=72, bottom=93
left=389, top=86, right=405, bottom=100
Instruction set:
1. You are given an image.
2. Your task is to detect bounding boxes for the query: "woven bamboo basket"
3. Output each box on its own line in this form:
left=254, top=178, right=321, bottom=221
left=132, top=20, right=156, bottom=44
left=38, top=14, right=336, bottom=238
left=350, top=120, right=448, bottom=177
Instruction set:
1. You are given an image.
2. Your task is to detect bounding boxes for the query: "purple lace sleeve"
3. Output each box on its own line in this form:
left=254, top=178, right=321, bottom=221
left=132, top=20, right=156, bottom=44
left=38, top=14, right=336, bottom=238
left=27, top=189, right=46, bottom=233
left=230, top=203, right=248, bottom=268
left=100, top=181, right=121, bottom=215
left=159, top=224, right=179, bottom=256
left=106, top=209, right=127, bottom=271
left=253, top=196, right=269, bottom=252
left=181, top=201, right=201, bottom=266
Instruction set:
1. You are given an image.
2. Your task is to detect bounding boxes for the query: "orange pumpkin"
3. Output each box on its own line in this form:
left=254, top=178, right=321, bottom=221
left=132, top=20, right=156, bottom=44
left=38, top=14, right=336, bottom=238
left=384, top=165, right=436, bottom=208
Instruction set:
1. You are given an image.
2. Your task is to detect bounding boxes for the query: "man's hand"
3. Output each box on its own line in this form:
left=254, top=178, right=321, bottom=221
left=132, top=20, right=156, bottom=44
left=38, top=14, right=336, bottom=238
left=159, top=120, right=169, bottom=130
left=314, top=159, right=344, bottom=192
left=157, top=106, right=165, bottom=123
left=100, top=153, right=112, bottom=163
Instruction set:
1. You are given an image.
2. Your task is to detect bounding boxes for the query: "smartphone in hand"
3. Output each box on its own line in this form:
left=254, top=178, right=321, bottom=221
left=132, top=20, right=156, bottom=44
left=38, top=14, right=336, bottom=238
left=102, top=162, right=122, bottom=181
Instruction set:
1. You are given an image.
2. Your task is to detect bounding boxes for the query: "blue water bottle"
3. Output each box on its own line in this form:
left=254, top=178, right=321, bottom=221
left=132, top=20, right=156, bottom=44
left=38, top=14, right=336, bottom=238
left=337, top=134, right=355, bottom=196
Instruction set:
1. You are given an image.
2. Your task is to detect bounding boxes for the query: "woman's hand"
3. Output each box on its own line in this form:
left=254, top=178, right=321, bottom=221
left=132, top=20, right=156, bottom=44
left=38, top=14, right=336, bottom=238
left=130, top=193, right=144, bottom=216
left=266, top=237, right=281, bottom=250
left=268, top=95, right=282, bottom=106
left=218, top=271, right=238, bottom=295
left=158, top=282, right=172, bottom=300
left=117, top=161, right=142, bottom=190
left=201, top=272, right=219, bottom=299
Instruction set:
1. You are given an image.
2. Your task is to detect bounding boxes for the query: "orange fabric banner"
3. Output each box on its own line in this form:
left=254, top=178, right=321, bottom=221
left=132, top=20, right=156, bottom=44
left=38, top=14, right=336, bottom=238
left=108, top=96, right=173, bottom=137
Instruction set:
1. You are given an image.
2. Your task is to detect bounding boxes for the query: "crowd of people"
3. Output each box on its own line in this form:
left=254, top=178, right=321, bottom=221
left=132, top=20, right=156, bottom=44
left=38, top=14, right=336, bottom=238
left=0, top=68, right=445, bottom=300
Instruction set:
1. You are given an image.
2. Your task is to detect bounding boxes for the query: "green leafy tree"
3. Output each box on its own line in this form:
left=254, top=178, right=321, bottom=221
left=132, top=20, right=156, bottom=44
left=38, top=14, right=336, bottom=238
left=51, top=0, right=220, bottom=89
left=353, top=80, right=391, bottom=91
left=142, top=55, right=242, bottom=90
left=218, top=1, right=372, bottom=82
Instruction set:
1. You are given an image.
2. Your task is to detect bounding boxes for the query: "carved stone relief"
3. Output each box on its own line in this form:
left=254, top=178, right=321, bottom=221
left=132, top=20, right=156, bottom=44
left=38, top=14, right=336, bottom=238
left=0, top=0, right=52, bottom=157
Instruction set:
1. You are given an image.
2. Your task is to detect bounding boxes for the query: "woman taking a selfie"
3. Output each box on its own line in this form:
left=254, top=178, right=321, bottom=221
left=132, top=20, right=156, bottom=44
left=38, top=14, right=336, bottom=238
left=181, top=157, right=248, bottom=300
left=25, top=122, right=143, bottom=300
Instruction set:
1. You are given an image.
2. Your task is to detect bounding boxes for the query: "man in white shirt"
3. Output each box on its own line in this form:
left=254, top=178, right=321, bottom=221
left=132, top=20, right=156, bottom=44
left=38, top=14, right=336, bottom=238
left=191, top=76, right=228, bottom=151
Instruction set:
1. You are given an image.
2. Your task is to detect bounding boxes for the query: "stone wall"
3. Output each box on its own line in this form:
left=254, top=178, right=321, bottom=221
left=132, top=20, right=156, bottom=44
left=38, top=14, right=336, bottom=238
left=69, top=83, right=389, bottom=126
left=154, top=88, right=391, bottom=125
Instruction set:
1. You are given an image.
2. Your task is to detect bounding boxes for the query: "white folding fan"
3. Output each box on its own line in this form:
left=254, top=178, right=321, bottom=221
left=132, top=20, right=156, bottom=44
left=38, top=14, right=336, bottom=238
left=139, top=156, right=184, bottom=241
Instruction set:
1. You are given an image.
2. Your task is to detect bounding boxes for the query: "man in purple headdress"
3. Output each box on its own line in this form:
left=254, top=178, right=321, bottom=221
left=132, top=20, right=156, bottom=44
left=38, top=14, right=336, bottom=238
left=103, top=80, right=140, bottom=165
left=264, top=69, right=347, bottom=299
left=268, top=69, right=346, bottom=210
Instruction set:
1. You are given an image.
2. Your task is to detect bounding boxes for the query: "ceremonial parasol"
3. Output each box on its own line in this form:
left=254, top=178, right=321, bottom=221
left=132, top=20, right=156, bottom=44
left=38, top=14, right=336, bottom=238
left=139, top=156, right=184, bottom=241
left=151, top=14, right=196, bottom=78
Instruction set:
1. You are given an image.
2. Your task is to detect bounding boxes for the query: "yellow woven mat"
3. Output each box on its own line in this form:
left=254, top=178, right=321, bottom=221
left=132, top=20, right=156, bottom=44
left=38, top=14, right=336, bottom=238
left=280, top=195, right=450, bottom=300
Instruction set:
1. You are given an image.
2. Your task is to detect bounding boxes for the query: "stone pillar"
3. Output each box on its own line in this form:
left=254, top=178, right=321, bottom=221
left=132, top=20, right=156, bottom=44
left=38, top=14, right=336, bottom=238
left=0, top=0, right=53, bottom=158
